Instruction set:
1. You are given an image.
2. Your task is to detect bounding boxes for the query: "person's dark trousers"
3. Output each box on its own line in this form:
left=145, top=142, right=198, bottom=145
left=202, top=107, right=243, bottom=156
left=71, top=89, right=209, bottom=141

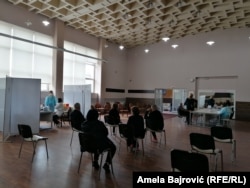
left=53, top=114, right=59, bottom=124
left=105, top=140, right=116, bottom=164
left=151, top=132, right=157, bottom=139
left=94, top=139, right=116, bottom=164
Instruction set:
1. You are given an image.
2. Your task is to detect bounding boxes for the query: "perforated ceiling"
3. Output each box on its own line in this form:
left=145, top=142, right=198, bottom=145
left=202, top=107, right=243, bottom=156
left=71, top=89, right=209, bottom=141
left=7, top=0, right=250, bottom=48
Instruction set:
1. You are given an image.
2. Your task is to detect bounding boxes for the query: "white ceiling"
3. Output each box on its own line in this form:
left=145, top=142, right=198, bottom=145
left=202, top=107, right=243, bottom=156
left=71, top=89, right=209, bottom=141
left=7, top=0, right=250, bottom=48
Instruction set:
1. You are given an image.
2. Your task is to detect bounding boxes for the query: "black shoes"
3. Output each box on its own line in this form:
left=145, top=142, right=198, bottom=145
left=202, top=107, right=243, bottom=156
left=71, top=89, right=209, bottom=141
left=93, top=161, right=110, bottom=173
left=103, top=163, right=110, bottom=173
left=92, top=161, right=99, bottom=170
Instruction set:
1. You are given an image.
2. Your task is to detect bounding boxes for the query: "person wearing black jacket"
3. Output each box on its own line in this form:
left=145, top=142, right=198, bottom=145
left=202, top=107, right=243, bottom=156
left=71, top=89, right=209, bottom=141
left=126, top=106, right=145, bottom=151
left=144, top=104, right=164, bottom=143
left=184, top=93, right=197, bottom=122
left=70, top=102, right=85, bottom=131
left=81, top=109, right=116, bottom=173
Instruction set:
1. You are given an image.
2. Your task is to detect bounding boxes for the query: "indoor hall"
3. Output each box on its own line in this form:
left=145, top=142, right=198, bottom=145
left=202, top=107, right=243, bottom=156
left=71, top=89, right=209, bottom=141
left=0, top=115, right=249, bottom=188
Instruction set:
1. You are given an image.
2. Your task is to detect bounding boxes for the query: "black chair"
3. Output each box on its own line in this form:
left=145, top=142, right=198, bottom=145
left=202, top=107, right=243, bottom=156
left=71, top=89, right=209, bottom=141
left=118, top=123, right=145, bottom=156
left=170, top=149, right=209, bottom=172
left=211, top=126, right=236, bottom=162
left=145, top=127, right=166, bottom=147
left=18, top=124, right=49, bottom=162
left=104, top=115, right=119, bottom=135
left=60, top=107, right=72, bottom=127
left=118, top=123, right=129, bottom=154
left=78, top=132, right=114, bottom=179
left=189, top=132, right=223, bottom=171
left=134, top=134, right=145, bottom=157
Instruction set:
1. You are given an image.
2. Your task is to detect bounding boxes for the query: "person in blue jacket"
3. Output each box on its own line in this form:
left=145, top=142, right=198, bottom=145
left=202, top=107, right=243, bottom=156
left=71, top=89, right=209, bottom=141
left=44, top=90, right=57, bottom=112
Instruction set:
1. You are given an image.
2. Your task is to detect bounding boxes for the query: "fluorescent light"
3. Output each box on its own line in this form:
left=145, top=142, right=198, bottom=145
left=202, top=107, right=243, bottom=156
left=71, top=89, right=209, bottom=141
left=162, top=37, right=170, bottom=42
left=206, top=41, right=215, bottom=46
left=42, top=20, right=50, bottom=26
left=119, top=45, right=124, bottom=50
left=171, top=44, right=178, bottom=49
left=144, top=49, right=149, bottom=53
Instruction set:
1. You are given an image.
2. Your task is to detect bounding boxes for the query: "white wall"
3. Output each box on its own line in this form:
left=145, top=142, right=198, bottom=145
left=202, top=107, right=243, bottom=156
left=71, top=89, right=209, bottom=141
left=126, top=28, right=250, bottom=102
left=2, top=0, right=250, bottom=103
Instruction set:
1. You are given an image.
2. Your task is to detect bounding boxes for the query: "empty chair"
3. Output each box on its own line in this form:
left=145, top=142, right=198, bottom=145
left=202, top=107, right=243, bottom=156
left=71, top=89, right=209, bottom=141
left=211, top=126, right=236, bottom=162
left=17, top=124, right=49, bottom=162
left=189, top=132, right=223, bottom=171
left=78, top=132, right=114, bottom=179
left=170, top=149, right=209, bottom=172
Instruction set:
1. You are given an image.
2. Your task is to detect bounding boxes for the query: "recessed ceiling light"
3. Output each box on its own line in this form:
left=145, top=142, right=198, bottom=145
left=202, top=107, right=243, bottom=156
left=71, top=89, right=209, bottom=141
left=171, top=44, right=178, bottom=49
left=144, top=49, right=149, bottom=53
left=119, top=45, right=124, bottom=50
left=162, top=37, right=170, bottom=42
left=25, top=20, right=32, bottom=26
left=42, top=20, right=50, bottom=26
left=206, top=41, right=215, bottom=46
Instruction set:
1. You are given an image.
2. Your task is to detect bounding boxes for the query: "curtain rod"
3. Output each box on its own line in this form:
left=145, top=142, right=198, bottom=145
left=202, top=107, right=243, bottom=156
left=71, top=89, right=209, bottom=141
left=0, top=32, right=108, bottom=63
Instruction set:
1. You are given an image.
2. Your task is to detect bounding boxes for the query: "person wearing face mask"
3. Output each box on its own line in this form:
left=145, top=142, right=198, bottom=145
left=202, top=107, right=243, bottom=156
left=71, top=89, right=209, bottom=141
left=44, top=90, right=57, bottom=112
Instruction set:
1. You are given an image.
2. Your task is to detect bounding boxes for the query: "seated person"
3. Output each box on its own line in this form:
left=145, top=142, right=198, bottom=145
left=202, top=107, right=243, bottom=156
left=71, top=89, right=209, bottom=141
left=144, top=104, right=164, bottom=143
left=52, top=98, right=64, bottom=125
left=177, top=103, right=190, bottom=125
left=219, top=101, right=232, bottom=120
left=207, top=95, right=215, bottom=108
left=81, top=109, right=116, bottom=173
left=126, top=106, right=145, bottom=151
left=108, top=103, right=121, bottom=134
left=70, top=102, right=85, bottom=130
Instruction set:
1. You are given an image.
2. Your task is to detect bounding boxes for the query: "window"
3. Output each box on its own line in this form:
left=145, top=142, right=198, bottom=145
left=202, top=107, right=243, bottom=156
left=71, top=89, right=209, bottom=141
left=63, top=41, right=97, bottom=92
left=0, top=21, right=98, bottom=93
left=0, top=21, right=53, bottom=90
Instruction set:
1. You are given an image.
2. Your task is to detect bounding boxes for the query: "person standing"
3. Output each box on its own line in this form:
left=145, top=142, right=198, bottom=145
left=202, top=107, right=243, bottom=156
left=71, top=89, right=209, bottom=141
left=184, top=93, right=197, bottom=111
left=184, top=93, right=197, bottom=122
left=44, top=90, right=57, bottom=112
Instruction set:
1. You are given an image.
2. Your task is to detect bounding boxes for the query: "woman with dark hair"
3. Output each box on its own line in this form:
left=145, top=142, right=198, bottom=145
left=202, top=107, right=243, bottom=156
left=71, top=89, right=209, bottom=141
left=126, top=106, right=145, bottom=151
left=108, top=103, right=121, bottom=135
left=81, top=109, right=116, bottom=173
left=144, top=104, right=164, bottom=142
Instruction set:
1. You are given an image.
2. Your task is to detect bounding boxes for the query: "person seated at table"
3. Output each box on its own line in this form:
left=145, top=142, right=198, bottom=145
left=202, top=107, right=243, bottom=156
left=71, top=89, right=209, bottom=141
left=81, top=109, right=116, bottom=173
left=70, top=102, right=86, bottom=131
left=52, top=98, right=64, bottom=125
left=219, top=101, right=232, bottom=121
left=126, top=106, right=145, bottom=151
left=144, top=104, right=164, bottom=143
left=177, top=103, right=190, bottom=125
